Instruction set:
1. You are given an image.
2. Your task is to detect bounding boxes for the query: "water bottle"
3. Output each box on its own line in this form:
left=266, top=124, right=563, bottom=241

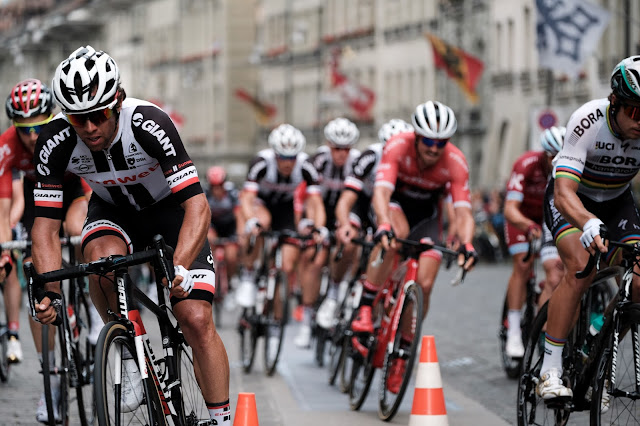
left=67, top=305, right=80, bottom=343
left=581, top=312, right=604, bottom=358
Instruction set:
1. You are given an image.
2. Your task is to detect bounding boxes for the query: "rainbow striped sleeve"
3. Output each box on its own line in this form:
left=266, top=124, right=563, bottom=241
left=555, top=165, right=581, bottom=183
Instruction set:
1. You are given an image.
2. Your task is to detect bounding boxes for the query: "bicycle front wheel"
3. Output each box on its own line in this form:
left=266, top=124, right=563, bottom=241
left=264, top=270, right=288, bottom=376
left=0, top=328, right=9, bottom=382
left=42, top=323, right=69, bottom=426
left=378, top=281, right=424, bottom=421
left=591, top=316, right=640, bottom=425
left=94, top=321, right=166, bottom=426
left=517, top=303, right=571, bottom=426
left=172, top=342, right=209, bottom=425
left=72, top=287, right=95, bottom=426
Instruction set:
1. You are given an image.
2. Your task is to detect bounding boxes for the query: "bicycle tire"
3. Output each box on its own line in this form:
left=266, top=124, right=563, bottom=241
left=213, top=260, right=227, bottom=327
left=516, top=302, right=571, bottom=426
left=42, top=323, right=69, bottom=426
left=264, top=270, right=288, bottom=376
left=590, top=314, right=640, bottom=424
left=0, top=328, right=9, bottom=382
left=348, top=333, right=376, bottom=410
left=94, top=321, right=166, bottom=426
left=499, top=296, right=522, bottom=379
left=172, top=342, right=210, bottom=425
left=339, top=336, right=353, bottom=393
left=327, top=322, right=346, bottom=386
left=72, top=286, right=95, bottom=426
left=378, top=281, right=424, bottom=421
left=314, top=326, right=327, bottom=367
left=238, top=307, right=257, bottom=374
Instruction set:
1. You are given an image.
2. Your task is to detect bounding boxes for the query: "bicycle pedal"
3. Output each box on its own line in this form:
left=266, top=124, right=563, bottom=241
left=543, top=396, right=572, bottom=408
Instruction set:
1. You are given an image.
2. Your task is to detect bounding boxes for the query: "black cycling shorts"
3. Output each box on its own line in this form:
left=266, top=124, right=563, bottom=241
left=81, top=194, right=215, bottom=305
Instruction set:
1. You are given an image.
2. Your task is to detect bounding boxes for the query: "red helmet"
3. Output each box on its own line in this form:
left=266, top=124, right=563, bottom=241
left=6, top=78, right=55, bottom=119
left=207, top=166, right=227, bottom=186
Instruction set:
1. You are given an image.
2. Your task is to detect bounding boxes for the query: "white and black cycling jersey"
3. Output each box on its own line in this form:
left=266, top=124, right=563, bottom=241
left=33, top=98, right=202, bottom=219
left=344, top=143, right=383, bottom=199
left=311, top=145, right=360, bottom=211
left=555, top=98, right=640, bottom=202
left=243, top=148, right=321, bottom=206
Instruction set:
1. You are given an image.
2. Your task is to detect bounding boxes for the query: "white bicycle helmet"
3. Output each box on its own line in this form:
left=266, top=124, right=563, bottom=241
left=611, top=56, right=640, bottom=102
left=6, top=78, right=55, bottom=119
left=378, top=119, right=414, bottom=144
left=324, top=117, right=359, bottom=147
left=52, top=46, right=120, bottom=113
left=540, top=126, right=565, bottom=156
left=268, top=124, right=306, bottom=157
left=411, top=101, right=457, bottom=139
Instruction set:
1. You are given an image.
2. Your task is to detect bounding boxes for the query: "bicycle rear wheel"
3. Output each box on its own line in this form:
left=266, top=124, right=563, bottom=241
left=0, top=328, right=9, bottom=382
left=378, top=281, right=424, bottom=421
left=238, top=307, right=258, bottom=374
left=173, top=342, right=209, bottom=425
left=591, top=313, right=640, bottom=425
left=95, top=321, right=166, bottom=426
left=264, top=270, right=288, bottom=376
left=517, top=303, right=572, bottom=426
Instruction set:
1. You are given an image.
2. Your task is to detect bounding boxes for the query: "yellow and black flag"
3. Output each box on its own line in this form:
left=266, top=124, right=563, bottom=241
left=425, top=33, right=484, bottom=104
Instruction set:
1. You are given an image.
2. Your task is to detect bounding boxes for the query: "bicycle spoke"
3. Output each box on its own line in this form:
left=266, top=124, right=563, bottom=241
left=174, top=343, right=209, bottom=425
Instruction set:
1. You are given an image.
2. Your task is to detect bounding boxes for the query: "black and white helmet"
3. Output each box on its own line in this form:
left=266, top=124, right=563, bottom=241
left=268, top=124, right=306, bottom=157
left=52, top=46, right=120, bottom=113
left=378, top=119, right=414, bottom=144
left=611, top=56, right=640, bottom=103
left=540, top=126, right=565, bottom=156
left=324, top=117, right=359, bottom=147
left=411, top=101, right=457, bottom=139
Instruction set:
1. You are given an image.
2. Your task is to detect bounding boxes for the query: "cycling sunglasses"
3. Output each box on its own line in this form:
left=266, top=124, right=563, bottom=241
left=66, top=107, right=115, bottom=127
left=621, top=104, right=640, bottom=121
left=13, top=114, right=53, bottom=135
left=419, top=136, right=449, bottom=148
left=276, top=154, right=297, bottom=161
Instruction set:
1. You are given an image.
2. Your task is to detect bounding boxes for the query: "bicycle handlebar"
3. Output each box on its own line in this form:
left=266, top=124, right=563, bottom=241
left=26, top=234, right=174, bottom=324
left=575, top=240, right=638, bottom=279
left=0, top=235, right=82, bottom=251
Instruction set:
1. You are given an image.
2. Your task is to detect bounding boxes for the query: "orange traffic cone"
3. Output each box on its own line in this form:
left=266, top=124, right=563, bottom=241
left=408, top=335, right=448, bottom=426
left=233, top=392, right=259, bottom=426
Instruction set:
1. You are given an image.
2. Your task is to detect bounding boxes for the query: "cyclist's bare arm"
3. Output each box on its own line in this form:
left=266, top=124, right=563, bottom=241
left=335, top=190, right=358, bottom=243
left=305, top=192, right=326, bottom=228
left=554, top=176, right=606, bottom=253
left=454, top=205, right=477, bottom=270
left=9, top=178, right=24, bottom=228
left=504, top=199, right=541, bottom=239
left=31, top=216, right=64, bottom=324
left=0, top=197, right=12, bottom=281
left=172, top=193, right=211, bottom=297
left=239, top=190, right=259, bottom=229
left=372, top=185, right=394, bottom=249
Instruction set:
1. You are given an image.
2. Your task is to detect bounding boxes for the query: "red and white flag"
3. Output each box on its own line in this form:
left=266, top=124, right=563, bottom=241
left=329, top=51, right=375, bottom=119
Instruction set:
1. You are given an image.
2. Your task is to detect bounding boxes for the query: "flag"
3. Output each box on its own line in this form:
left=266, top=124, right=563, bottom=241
left=425, top=33, right=484, bottom=104
left=234, top=88, right=277, bottom=125
left=329, top=51, right=376, bottom=118
left=536, top=0, right=610, bottom=79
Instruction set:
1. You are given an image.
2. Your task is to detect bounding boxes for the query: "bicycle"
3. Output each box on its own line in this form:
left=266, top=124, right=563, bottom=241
left=5, top=236, right=95, bottom=426
left=238, top=228, right=313, bottom=376
left=499, top=239, right=541, bottom=379
left=211, top=237, right=236, bottom=327
left=326, top=233, right=375, bottom=392
left=517, top=239, right=632, bottom=426
left=347, top=237, right=462, bottom=421
left=26, top=234, right=209, bottom=426
left=0, top=264, right=11, bottom=383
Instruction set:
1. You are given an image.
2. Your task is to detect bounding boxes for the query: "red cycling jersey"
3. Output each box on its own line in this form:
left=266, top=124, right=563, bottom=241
left=0, top=126, right=35, bottom=198
left=505, top=150, right=549, bottom=223
left=374, top=133, right=471, bottom=210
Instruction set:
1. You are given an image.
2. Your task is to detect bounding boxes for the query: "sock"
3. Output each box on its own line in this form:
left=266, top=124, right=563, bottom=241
left=207, top=399, right=231, bottom=425
left=540, top=333, right=566, bottom=376
left=303, top=305, right=313, bottom=326
left=507, top=310, right=522, bottom=337
left=8, top=321, right=19, bottom=334
left=360, top=280, right=378, bottom=307
left=327, top=281, right=338, bottom=300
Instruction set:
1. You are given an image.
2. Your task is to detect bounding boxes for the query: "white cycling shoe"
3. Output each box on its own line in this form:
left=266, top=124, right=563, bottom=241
left=536, top=368, right=573, bottom=400
left=35, top=376, right=61, bottom=423
left=294, top=324, right=312, bottom=349
left=505, top=334, right=525, bottom=358
left=121, top=358, right=144, bottom=413
left=316, top=298, right=338, bottom=330
left=235, top=280, right=256, bottom=309
left=6, top=335, right=23, bottom=363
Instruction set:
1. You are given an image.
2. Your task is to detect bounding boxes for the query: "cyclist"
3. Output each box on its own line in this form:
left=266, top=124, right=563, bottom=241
left=502, top=126, right=565, bottom=358
left=537, top=56, right=640, bottom=400
left=31, top=46, right=232, bottom=425
left=237, top=123, right=325, bottom=350
left=0, top=78, right=91, bottom=423
left=294, top=117, right=360, bottom=348
left=205, top=165, right=240, bottom=301
left=351, top=101, right=477, bottom=392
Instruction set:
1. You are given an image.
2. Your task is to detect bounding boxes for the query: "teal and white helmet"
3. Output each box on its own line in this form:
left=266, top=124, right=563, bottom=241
left=540, top=126, right=565, bottom=156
